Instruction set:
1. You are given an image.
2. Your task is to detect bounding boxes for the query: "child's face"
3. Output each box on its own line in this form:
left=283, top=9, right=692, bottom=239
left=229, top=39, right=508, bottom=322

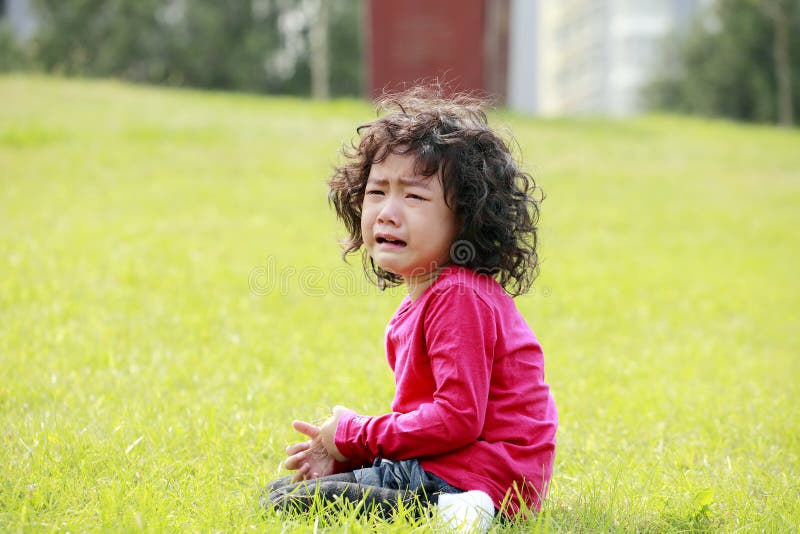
left=362, top=151, right=460, bottom=283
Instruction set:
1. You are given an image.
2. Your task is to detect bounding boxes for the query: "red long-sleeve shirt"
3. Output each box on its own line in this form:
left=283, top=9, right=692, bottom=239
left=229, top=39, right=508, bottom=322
left=334, top=266, right=557, bottom=514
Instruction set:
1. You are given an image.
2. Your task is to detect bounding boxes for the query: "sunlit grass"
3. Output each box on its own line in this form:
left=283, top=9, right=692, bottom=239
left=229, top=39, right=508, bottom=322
left=1, top=75, right=798, bottom=531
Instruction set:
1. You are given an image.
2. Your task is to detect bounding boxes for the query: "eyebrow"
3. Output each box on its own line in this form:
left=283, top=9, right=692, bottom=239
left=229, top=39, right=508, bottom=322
left=367, top=176, right=432, bottom=189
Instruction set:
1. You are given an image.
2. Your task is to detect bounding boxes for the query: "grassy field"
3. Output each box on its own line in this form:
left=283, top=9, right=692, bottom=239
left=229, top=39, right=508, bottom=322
left=1, top=75, right=798, bottom=532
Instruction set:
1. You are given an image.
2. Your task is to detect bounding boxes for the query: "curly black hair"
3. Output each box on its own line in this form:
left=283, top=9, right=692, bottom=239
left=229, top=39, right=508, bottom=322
left=328, top=87, right=543, bottom=297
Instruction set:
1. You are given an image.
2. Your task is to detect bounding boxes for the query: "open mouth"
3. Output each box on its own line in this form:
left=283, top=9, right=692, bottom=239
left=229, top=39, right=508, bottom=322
left=376, top=236, right=407, bottom=247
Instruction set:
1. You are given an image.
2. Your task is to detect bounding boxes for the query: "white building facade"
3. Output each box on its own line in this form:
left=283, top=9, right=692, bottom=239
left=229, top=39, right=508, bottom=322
left=508, top=0, right=711, bottom=116
left=1, top=0, right=37, bottom=40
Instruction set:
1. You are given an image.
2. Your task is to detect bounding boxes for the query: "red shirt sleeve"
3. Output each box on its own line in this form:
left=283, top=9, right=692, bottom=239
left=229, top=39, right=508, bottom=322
left=334, top=285, right=497, bottom=464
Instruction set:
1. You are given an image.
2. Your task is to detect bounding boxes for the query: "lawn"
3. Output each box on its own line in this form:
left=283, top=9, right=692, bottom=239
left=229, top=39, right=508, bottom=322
left=1, top=75, right=798, bottom=532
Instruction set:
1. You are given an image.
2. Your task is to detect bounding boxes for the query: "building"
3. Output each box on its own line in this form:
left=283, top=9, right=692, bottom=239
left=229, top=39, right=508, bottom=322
left=0, top=0, right=36, bottom=40
left=366, top=0, right=510, bottom=101
left=509, top=0, right=710, bottom=115
left=368, top=0, right=709, bottom=115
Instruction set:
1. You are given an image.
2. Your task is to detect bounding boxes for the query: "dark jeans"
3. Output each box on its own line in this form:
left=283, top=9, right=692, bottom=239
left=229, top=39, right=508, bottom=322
left=261, top=458, right=463, bottom=517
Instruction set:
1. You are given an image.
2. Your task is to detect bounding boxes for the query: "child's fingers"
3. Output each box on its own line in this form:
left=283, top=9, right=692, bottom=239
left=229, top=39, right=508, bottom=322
left=292, top=420, right=321, bottom=439
left=291, top=463, right=311, bottom=482
left=283, top=449, right=309, bottom=470
left=285, top=440, right=312, bottom=456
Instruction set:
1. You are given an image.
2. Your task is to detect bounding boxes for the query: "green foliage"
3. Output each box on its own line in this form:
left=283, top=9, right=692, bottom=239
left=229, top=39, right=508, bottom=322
left=0, top=22, right=30, bottom=71
left=25, top=0, right=362, bottom=96
left=1, top=76, right=799, bottom=531
left=645, top=0, right=800, bottom=124
left=328, top=0, right=363, bottom=97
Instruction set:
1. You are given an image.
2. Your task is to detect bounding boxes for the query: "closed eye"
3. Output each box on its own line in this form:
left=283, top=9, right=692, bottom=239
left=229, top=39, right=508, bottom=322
left=406, top=193, right=427, bottom=201
left=365, top=189, right=384, bottom=196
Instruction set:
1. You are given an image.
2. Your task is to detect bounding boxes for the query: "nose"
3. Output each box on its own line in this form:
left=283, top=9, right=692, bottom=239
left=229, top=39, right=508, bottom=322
left=376, top=195, right=400, bottom=225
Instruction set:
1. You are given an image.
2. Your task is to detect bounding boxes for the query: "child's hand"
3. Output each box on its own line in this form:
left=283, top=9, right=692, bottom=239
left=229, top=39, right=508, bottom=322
left=284, top=420, right=335, bottom=481
left=283, top=408, right=349, bottom=481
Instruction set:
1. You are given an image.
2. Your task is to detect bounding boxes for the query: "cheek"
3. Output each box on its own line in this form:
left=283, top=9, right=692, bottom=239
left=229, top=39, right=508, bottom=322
left=439, top=210, right=461, bottom=242
left=360, top=207, right=373, bottom=241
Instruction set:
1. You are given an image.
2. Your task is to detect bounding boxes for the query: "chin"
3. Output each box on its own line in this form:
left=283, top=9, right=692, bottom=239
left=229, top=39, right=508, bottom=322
left=372, top=259, right=405, bottom=278
left=375, top=262, right=402, bottom=276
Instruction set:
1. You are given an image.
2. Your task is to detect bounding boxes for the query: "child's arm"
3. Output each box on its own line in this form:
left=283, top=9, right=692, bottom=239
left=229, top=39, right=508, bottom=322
left=332, top=285, right=496, bottom=464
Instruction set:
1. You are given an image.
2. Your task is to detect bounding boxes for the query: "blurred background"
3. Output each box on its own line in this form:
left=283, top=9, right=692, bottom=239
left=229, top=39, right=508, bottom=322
left=0, top=0, right=797, bottom=126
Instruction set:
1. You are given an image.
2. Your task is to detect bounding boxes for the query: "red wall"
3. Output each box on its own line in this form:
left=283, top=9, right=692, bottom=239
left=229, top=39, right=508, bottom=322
left=366, top=0, right=487, bottom=98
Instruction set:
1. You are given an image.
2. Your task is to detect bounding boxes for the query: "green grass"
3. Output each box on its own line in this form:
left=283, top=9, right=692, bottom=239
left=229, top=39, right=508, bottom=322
left=1, top=74, right=798, bottom=532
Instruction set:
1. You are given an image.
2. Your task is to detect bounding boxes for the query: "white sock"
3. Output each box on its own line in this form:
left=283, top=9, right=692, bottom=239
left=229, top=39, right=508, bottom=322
left=437, top=490, right=495, bottom=533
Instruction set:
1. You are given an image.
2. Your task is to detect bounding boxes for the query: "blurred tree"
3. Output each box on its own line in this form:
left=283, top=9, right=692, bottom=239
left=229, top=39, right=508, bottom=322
left=0, top=21, right=29, bottom=70
left=26, top=0, right=362, bottom=97
left=644, top=0, right=799, bottom=126
left=32, top=0, right=162, bottom=78
left=757, top=0, right=796, bottom=126
left=328, top=0, right=362, bottom=96
left=309, top=0, right=329, bottom=99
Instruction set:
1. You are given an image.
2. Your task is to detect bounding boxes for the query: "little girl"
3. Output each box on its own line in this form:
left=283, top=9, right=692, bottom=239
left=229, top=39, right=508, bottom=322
left=263, top=88, right=557, bottom=529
